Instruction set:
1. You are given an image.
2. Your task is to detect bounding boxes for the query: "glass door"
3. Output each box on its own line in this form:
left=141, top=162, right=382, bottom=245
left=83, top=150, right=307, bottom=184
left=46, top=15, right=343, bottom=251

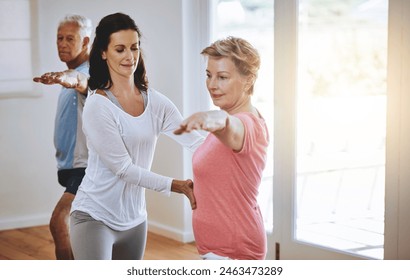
left=296, top=0, right=388, bottom=259
left=274, top=0, right=388, bottom=260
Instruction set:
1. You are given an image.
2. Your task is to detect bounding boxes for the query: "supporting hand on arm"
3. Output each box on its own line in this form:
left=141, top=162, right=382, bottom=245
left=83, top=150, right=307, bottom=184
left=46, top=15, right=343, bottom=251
left=171, top=179, right=197, bottom=210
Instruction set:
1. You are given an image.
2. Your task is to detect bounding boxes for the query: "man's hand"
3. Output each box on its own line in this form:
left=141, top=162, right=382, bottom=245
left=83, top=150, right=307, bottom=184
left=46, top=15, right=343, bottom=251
left=33, top=69, right=88, bottom=94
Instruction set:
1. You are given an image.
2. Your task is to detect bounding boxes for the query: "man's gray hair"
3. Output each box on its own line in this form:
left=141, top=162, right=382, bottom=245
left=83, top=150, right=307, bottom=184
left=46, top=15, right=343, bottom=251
left=58, top=14, right=92, bottom=39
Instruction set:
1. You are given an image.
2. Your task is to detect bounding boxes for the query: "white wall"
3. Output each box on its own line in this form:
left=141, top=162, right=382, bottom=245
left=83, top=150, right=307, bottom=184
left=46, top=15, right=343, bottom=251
left=0, top=0, right=209, bottom=242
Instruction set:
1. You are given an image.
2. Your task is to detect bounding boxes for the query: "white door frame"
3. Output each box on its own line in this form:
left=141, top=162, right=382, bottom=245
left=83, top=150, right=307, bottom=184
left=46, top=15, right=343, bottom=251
left=384, top=0, right=410, bottom=260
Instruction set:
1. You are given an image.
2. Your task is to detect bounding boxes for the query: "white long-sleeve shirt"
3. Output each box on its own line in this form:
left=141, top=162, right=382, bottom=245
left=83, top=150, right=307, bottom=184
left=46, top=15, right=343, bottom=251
left=71, top=88, right=204, bottom=231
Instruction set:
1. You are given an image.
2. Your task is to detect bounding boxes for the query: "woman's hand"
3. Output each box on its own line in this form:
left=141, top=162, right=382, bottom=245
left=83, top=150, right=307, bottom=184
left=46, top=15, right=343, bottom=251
left=33, top=69, right=88, bottom=94
left=174, top=109, right=245, bottom=152
left=174, top=110, right=228, bottom=135
left=171, top=179, right=197, bottom=210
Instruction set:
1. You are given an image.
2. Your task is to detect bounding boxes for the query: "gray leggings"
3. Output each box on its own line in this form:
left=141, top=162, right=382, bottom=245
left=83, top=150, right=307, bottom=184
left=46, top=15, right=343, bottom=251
left=70, top=210, right=147, bottom=260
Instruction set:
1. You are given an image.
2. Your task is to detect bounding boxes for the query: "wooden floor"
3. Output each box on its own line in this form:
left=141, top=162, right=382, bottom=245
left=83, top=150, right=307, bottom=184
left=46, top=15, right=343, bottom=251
left=0, top=225, right=200, bottom=260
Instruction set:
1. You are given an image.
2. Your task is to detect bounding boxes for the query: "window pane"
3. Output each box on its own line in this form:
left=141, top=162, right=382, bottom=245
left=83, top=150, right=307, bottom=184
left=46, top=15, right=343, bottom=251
left=0, top=0, right=30, bottom=39
left=0, top=41, right=32, bottom=81
left=0, top=0, right=34, bottom=95
left=296, top=0, right=388, bottom=259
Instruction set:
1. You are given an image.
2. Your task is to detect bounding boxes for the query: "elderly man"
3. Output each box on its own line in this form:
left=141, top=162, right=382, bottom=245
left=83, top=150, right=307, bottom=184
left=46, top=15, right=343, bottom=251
left=34, top=14, right=92, bottom=259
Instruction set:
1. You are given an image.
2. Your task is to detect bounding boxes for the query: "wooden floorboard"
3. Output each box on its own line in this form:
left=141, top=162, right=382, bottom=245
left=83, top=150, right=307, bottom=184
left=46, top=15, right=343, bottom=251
left=0, top=225, right=200, bottom=260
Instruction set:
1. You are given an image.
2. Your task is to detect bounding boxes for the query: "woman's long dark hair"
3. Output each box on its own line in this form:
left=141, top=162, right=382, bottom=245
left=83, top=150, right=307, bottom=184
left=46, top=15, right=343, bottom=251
left=88, top=13, right=148, bottom=91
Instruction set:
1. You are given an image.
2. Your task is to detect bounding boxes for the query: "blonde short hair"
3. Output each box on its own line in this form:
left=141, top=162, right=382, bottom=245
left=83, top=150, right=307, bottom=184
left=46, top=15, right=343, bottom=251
left=201, top=36, right=260, bottom=95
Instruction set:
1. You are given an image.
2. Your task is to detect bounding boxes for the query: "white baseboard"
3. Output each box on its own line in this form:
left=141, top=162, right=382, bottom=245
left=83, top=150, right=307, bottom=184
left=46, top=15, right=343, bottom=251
left=147, top=220, right=194, bottom=243
left=0, top=214, right=50, bottom=231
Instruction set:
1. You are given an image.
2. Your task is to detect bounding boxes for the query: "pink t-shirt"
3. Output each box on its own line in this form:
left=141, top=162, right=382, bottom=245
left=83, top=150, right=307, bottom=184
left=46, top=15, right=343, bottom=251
left=192, top=112, right=269, bottom=260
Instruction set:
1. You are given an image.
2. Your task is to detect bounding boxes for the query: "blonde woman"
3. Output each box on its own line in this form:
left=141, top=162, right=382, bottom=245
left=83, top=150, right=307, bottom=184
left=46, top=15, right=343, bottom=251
left=175, top=37, right=269, bottom=260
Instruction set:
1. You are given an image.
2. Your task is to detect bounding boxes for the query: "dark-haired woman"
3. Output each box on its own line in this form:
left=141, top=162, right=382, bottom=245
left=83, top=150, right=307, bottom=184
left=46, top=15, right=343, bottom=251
left=62, top=13, right=203, bottom=260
